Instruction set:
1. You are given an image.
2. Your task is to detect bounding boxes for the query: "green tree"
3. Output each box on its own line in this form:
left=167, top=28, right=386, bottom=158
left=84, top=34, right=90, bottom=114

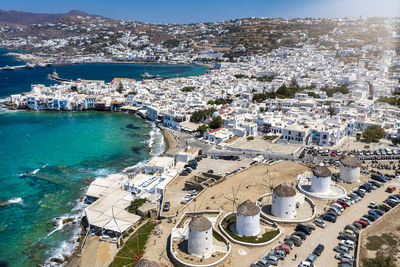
left=209, top=116, right=222, bottom=129
left=197, top=124, right=208, bottom=135
left=328, top=104, right=336, bottom=117
left=391, top=137, right=400, bottom=145
left=117, top=82, right=124, bottom=94
left=362, top=125, right=385, bottom=143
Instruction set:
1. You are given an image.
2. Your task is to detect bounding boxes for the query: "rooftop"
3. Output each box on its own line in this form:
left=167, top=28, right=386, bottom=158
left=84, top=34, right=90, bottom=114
left=189, top=215, right=212, bottom=232
left=273, top=183, right=296, bottom=197
left=237, top=199, right=260, bottom=216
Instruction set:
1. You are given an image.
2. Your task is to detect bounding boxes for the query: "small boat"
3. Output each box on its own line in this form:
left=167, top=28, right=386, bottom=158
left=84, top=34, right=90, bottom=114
left=140, top=72, right=160, bottom=79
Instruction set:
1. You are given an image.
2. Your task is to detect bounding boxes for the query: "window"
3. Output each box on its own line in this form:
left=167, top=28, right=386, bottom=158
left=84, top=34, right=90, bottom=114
left=286, top=211, right=288, bottom=214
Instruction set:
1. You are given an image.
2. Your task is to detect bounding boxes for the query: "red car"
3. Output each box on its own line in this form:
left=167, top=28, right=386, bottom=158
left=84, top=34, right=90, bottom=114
left=358, top=220, right=369, bottom=228
left=336, top=201, right=347, bottom=209
left=386, top=186, right=396, bottom=193
left=331, top=150, right=337, bottom=157
left=275, top=244, right=290, bottom=254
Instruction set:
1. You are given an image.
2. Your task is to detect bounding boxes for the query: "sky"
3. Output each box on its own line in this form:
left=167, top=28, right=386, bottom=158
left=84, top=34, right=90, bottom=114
left=1, top=0, right=399, bottom=23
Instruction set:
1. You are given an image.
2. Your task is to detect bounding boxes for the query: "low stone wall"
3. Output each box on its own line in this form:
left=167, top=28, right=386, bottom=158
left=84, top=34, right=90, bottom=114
left=218, top=212, right=282, bottom=247
left=256, top=194, right=316, bottom=224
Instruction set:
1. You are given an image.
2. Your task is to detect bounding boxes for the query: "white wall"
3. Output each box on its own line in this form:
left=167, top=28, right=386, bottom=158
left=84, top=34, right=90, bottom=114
left=236, top=213, right=260, bottom=236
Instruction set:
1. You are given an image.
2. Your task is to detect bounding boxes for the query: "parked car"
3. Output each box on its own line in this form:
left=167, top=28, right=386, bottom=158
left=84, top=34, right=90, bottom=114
left=360, top=217, right=372, bottom=224
left=293, top=231, right=307, bottom=240
left=346, top=224, right=360, bottom=233
left=268, top=250, right=285, bottom=261
left=321, top=214, right=336, bottom=223
left=334, top=245, right=350, bottom=254
left=358, top=219, right=369, bottom=228
left=314, top=217, right=326, bottom=228
left=306, top=253, right=318, bottom=263
left=354, top=190, right=365, bottom=198
left=284, top=240, right=294, bottom=249
left=368, top=201, right=378, bottom=209
left=352, top=222, right=362, bottom=230
left=313, top=244, right=325, bottom=256
left=378, top=203, right=391, bottom=212
left=386, top=186, right=396, bottom=193
left=290, top=236, right=303, bottom=247
left=301, top=222, right=316, bottom=230
left=335, top=253, right=354, bottom=262
left=338, top=233, right=357, bottom=242
left=274, top=245, right=290, bottom=254
left=339, top=239, right=355, bottom=250
left=363, top=214, right=377, bottom=222
left=298, top=261, right=315, bottom=267
left=162, top=202, right=170, bottom=211
left=296, top=224, right=312, bottom=235
left=371, top=209, right=384, bottom=216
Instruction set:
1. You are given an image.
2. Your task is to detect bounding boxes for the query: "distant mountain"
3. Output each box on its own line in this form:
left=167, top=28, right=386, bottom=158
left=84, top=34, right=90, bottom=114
left=0, top=9, right=103, bottom=25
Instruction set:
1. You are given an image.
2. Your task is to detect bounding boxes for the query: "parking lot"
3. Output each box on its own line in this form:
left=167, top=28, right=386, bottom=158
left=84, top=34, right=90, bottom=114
left=279, top=176, right=400, bottom=267
left=194, top=157, right=253, bottom=176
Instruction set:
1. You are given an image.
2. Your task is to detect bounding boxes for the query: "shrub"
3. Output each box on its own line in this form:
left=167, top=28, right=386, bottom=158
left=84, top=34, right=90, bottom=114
left=127, top=198, right=147, bottom=215
left=362, top=125, right=385, bottom=143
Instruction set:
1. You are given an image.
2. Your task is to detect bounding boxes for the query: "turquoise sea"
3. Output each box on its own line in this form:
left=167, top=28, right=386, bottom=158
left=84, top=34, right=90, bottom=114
left=0, top=49, right=206, bottom=266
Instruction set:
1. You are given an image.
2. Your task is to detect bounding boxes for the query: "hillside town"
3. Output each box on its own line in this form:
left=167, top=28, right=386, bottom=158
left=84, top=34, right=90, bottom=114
left=2, top=12, right=400, bottom=267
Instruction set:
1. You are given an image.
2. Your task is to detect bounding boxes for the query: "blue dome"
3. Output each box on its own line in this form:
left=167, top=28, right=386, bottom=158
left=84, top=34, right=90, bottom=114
left=212, top=111, right=220, bottom=117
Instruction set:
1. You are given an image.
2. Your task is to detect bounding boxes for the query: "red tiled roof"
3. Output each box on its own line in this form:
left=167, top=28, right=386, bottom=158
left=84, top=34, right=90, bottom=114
left=209, top=128, right=222, bottom=133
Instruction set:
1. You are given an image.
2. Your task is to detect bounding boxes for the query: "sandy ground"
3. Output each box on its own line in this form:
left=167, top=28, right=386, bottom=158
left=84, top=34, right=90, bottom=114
left=161, top=129, right=179, bottom=153
left=359, top=200, right=400, bottom=263
left=146, top=161, right=310, bottom=266
left=335, top=136, right=394, bottom=151
left=69, top=236, right=118, bottom=267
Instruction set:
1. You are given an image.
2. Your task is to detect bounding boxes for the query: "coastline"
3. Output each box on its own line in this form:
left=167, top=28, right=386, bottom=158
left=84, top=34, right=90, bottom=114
left=56, top=116, right=179, bottom=267
left=5, top=51, right=213, bottom=68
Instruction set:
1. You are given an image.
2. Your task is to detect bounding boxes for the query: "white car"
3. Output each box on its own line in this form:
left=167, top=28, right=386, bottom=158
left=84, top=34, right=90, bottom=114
left=298, top=261, right=316, bottom=267
left=339, top=239, right=355, bottom=250
left=335, top=253, right=354, bottom=261
left=314, top=217, right=326, bottom=228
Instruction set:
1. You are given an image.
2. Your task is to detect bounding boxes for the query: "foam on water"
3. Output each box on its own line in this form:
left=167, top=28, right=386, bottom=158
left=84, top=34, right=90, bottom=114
left=7, top=197, right=23, bottom=204
left=148, top=124, right=165, bottom=156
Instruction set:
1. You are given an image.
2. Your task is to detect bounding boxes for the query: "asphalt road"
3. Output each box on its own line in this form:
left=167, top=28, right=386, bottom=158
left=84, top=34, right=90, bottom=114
left=279, top=176, right=400, bottom=267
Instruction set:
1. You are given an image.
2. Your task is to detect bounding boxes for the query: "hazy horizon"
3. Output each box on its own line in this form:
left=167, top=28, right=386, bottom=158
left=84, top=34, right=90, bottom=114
left=1, top=0, right=399, bottom=23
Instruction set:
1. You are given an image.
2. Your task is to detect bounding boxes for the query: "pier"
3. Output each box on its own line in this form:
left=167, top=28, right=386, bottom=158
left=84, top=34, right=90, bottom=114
left=0, top=63, right=47, bottom=71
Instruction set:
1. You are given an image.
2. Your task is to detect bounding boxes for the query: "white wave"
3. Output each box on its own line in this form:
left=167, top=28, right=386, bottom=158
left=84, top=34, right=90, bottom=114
left=30, top=163, right=48, bottom=175
left=148, top=124, right=165, bottom=157
left=122, top=159, right=148, bottom=173
left=44, top=226, right=82, bottom=267
left=0, top=97, right=10, bottom=103
left=93, top=168, right=112, bottom=177
left=7, top=197, right=23, bottom=204
left=31, top=168, right=41, bottom=175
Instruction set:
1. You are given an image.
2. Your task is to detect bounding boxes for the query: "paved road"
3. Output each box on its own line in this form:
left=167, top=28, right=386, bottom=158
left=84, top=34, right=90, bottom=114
left=279, top=177, right=400, bottom=267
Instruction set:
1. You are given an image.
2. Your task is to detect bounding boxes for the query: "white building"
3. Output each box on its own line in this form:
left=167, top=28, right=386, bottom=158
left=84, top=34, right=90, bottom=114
left=311, top=165, right=332, bottom=194
left=188, top=215, right=213, bottom=258
left=271, top=183, right=297, bottom=219
left=236, top=199, right=260, bottom=236
left=339, top=156, right=362, bottom=183
left=144, top=156, right=175, bottom=174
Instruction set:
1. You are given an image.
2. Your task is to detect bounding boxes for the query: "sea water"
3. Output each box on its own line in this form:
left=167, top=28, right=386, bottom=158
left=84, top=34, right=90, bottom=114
left=0, top=50, right=206, bottom=266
